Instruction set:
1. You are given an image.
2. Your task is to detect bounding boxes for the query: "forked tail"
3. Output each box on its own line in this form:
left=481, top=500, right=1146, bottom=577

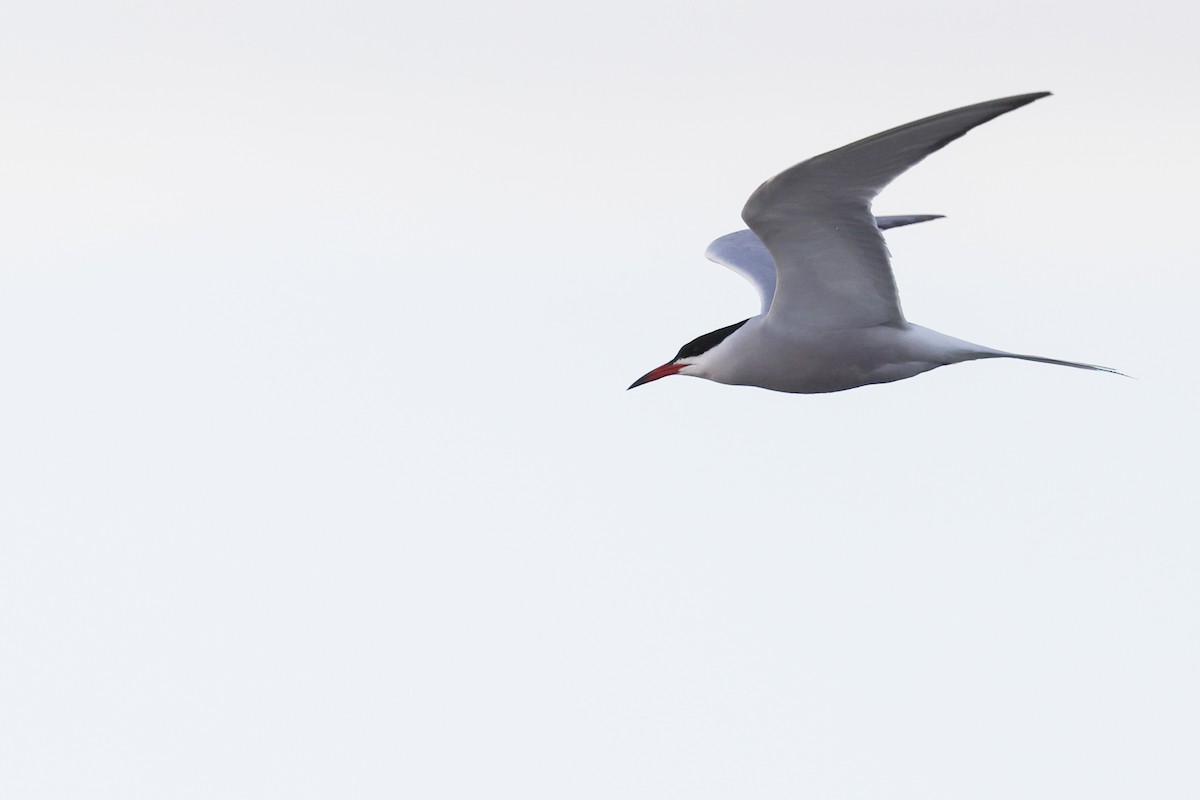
left=980, top=351, right=1128, bottom=377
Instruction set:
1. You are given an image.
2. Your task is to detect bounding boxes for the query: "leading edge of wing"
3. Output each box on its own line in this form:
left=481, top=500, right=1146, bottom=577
left=704, top=215, right=945, bottom=315
left=741, top=93, right=1050, bottom=329
left=743, top=93, right=1050, bottom=217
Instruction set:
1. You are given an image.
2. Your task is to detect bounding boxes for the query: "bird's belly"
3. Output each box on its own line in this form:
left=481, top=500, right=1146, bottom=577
left=736, top=356, right=940, bottom=394
left=713, top=324, right=944, bottom=394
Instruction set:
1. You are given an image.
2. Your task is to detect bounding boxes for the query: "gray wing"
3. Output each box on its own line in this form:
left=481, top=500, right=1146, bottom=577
left=704, top=215, right=944, bottom=314
left=741, top=92, right=1050, bottom=328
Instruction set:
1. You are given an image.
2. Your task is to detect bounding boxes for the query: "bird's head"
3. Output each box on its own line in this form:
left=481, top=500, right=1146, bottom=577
left=627, top=318, right=749, bottom=390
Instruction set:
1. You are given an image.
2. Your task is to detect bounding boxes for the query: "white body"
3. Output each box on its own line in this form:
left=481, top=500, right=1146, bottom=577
left=689, top=318, right=1000, bottom=394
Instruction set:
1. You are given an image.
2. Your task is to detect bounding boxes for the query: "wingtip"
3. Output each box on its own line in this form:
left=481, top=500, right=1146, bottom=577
left=1017, top=90, right=1053, bottom=105
left=989, top=91, right=1052, bottom=113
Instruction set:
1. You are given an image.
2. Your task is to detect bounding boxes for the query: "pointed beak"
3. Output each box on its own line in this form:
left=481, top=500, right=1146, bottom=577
left=627, top=361, right=684, bottom=390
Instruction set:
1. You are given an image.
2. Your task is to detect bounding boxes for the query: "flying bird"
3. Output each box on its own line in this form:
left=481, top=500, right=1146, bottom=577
left=629, top=92, right=1121, bottom=393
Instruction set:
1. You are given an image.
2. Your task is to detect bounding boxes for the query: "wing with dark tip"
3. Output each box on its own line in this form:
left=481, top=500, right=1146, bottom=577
left=704, top=214, right=943, bottom=314
left=740, top=92, right=1050, bottom=328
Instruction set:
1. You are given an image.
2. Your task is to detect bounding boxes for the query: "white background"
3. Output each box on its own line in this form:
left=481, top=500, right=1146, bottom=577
left=2, top=1, right=1197, bottom=798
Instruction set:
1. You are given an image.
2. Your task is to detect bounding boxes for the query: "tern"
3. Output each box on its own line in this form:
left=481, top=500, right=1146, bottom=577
left=629, top=92, right=1120, bottom=393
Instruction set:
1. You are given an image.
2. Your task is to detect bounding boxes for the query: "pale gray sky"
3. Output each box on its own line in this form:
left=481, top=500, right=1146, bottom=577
left=1, top=1, right=1197, bottom=798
